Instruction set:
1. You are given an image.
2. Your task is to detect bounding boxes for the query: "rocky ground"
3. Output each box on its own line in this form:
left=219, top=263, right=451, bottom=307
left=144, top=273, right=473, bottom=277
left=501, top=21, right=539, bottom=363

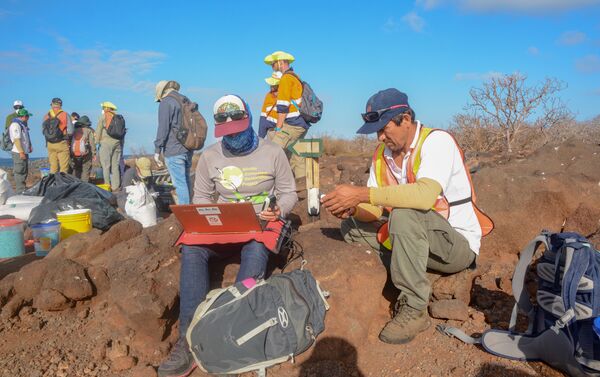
left=1, top=140, right=599, bottom=376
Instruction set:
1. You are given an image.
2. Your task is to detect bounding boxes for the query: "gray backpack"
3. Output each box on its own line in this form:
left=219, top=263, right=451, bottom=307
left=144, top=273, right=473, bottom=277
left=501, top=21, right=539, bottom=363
left=285, top=72, right=323, bottom=124
left=1, top=126, right=12, bottom=152
left=186, top=269, right=329, bottom=376
left=438, top=231, right=600, bottom=377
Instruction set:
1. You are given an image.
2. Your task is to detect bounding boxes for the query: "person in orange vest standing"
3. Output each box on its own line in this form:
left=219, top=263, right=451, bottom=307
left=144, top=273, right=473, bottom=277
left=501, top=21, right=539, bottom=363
left=96, top=101, right=124, bottom=191
left=42, top=98, right=73, bottom=173
left=321, top=88, right=493, bottom=346
left=71, top=115, right=97, bottom=183
left=263, top=51, right=309, bottom=179
left=258, top=71, right=282, bottom=138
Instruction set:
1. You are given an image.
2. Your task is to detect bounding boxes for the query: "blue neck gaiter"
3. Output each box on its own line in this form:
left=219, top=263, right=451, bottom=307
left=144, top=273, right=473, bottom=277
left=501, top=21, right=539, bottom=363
left=222, top=125, right=258, bottom=156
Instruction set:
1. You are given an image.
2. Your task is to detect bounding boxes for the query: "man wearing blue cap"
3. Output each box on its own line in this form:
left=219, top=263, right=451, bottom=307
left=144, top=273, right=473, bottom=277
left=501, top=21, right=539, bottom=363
left=322, top=88, right=491, bottom=344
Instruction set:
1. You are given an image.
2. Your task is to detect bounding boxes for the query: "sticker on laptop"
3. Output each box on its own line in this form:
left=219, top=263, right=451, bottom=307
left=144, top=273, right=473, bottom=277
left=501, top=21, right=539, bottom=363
left=205, top=215, right=223, bottom=226
left=196, top=207, right=221, bottom=215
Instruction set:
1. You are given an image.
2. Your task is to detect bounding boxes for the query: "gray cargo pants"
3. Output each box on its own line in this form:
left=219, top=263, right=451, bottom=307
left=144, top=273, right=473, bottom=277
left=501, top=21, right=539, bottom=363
left=12, top=152, right=28, bottom=193
left=341, top=208, right=475, bottom=311
left=99, top=140, right=122, bottom=190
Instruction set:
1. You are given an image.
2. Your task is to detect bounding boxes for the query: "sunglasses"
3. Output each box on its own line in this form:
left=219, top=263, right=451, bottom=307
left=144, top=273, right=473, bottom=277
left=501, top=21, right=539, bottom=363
left=214, top=110, right=247, bottom=123
left=361, top=104, right=408, bottom=123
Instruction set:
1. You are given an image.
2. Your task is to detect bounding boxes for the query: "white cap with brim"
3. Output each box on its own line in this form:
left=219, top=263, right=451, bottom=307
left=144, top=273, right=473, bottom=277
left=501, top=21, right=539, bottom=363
left=264, top=71, right=283, bottom=86
left=13, top=100, right=23, bottom=107
left=213, top=95, right=250, bottom=138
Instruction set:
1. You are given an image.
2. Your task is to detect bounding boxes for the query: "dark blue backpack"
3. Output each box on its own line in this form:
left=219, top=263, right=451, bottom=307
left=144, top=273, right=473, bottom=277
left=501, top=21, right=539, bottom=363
left=439, top=231, right=600, bottom=377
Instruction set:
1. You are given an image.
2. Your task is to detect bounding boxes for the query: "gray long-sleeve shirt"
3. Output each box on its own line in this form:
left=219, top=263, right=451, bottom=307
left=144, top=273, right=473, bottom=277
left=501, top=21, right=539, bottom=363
left=154, top=93, right=189, bottom=157
left=193, top=138, right=298, bottom=217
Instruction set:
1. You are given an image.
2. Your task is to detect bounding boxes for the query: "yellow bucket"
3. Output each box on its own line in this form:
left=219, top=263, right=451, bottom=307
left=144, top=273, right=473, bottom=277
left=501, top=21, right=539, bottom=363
left=96, top=183, right=111, bottom=191
left=56, top=209, right=92, bottom=240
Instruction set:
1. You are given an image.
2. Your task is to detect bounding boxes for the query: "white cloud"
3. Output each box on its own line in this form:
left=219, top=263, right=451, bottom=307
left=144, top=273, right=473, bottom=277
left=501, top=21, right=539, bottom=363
left=528, top=46, right=540, bottom=56
left=576, top=54, right=600, bottom=74
left=454, top=71, right=504, bottom=81
left=402, top=12, right=426, bottom=33
left=382, top=17, right=400, bottom=33
left=0, top=37, right=166, bottom=92
left=56, top=37, right=166, bottom=92
left=557, top=31, right=587, bottom=45
left=416, top=0, right=600, bottom=13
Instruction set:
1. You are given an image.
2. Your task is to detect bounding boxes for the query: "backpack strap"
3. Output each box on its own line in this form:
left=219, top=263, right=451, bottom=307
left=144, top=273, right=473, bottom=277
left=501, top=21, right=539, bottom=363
left=558, top=241, right=594, bottom=329
left=509, top=232, right=551, bottom=333
left=436, top=324, right=481, bottom=344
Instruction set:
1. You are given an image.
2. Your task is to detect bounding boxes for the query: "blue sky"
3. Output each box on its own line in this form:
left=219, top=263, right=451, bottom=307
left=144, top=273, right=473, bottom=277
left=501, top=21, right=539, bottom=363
left=1, top=0, right=599, bottom=157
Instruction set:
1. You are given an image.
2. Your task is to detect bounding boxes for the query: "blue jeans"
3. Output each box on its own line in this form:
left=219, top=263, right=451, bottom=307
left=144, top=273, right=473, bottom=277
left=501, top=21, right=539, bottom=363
left=178, top=240, right=270, bottom=337
left=165, top=151, right=193, bottom=205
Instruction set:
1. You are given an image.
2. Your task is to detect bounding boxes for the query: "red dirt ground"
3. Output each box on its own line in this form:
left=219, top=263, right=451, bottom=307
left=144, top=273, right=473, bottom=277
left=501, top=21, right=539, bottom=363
left=1, top=140, right=599, bottom=377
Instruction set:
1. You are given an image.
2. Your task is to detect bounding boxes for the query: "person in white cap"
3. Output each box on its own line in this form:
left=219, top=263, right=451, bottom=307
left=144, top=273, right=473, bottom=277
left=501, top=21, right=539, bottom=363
left=157, top=94, right=297, bottom=377
left=9, top=108, right=33, bottom=193
left=5, top=100, right=24, bottom=130
left=258, top=71, right=282, bottom=138
left=263, top=50, right=309, bottom=179
left=96, top=101, right=123, bottom=191
left=153, top=80, right=195, bottom=204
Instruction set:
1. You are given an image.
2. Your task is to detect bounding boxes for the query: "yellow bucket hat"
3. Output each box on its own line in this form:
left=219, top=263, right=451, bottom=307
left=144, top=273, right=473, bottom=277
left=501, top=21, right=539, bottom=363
left=100, top=101, right=117, bottom=111
left=265, top=71, right=283, bottom=86
left=264, top=51, right=295, bottom=65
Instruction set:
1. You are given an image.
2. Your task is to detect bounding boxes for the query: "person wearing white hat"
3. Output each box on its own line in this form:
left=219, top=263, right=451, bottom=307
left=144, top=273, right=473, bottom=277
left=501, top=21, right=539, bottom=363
left=96, top=101, right=123, bottom=191
left=153, top=80, right=196, bottom=205
left=263, top=50, right=309, bottom=178
left=9, top=108, right=33, bottom=193
left=158, top=94, right=297, bottom=377
left=5, top=100, right=24, bottom=130
left=258, top=71, right=282, bottom=138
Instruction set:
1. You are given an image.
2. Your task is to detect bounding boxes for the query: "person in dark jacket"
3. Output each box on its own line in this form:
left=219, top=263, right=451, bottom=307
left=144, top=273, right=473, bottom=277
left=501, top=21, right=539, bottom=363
left=153, top=80, right=193, bottom=205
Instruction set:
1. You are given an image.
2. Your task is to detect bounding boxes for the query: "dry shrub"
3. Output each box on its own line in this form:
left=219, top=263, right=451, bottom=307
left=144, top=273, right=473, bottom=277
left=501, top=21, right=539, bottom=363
left=451, top=116, right=600, bottom=157
left=319, top=134, right=378, bottom=157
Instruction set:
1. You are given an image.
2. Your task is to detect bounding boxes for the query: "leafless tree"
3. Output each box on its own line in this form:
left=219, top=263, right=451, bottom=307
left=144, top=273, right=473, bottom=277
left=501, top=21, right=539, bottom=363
left=465, top=73, right=571, bottom=155
left=449, top=113, right=502, bottom=153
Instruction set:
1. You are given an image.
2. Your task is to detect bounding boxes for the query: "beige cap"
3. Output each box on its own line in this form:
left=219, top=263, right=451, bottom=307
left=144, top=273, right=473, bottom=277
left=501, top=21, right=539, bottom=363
left=154, top=80, right=181, bottom=102
left=135, top=157, right=152, bottom=178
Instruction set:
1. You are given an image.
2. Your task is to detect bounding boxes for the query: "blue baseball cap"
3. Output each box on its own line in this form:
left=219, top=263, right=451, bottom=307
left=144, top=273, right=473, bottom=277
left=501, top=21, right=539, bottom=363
left=356, top=88, right=411, bottom=134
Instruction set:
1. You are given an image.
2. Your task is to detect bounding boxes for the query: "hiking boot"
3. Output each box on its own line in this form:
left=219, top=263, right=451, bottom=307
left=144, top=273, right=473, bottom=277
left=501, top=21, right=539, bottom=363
left=158, top=338, right=197, bottom=377
left=379, top=296, right=431, bottom=344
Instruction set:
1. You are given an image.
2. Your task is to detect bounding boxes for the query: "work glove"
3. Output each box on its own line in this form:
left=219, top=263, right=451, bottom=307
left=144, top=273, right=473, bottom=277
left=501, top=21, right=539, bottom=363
left=154, top=153, right=164, bottom=168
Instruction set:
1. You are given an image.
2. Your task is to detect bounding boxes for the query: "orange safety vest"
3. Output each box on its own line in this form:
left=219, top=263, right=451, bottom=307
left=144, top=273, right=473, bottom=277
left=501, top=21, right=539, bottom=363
left=104, top=111, right=114, bottom=130
left=44, top=110, right=68, bottom=134
left=373, top=127, right=494, bottom=250
left=71, top=128, right=88, bottom=157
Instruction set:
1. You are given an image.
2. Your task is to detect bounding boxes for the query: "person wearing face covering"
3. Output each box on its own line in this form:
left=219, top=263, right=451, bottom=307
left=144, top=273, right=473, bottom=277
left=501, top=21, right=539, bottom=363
left=157, top=94, right=297, bottom=377
left=153, top=80, right=194, bottom=204
left=258, top=71, right=282, bottom=138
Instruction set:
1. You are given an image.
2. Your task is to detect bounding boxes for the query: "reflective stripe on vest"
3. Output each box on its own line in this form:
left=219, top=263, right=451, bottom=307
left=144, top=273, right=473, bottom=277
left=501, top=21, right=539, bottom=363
left=372, top=127, right=494, bottom=250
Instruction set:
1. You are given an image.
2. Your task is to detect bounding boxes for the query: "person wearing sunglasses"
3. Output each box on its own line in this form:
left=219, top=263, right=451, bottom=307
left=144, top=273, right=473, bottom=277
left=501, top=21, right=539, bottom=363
left=153, top=80, right=194, bottom=204
left=158, top=94, right=297, bottom=377
left=321, top=88, right=491, bottom=346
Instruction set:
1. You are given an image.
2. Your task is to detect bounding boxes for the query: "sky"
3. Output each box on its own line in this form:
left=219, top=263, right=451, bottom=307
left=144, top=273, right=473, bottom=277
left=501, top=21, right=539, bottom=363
left=1, top=0, right=599, bottom=157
